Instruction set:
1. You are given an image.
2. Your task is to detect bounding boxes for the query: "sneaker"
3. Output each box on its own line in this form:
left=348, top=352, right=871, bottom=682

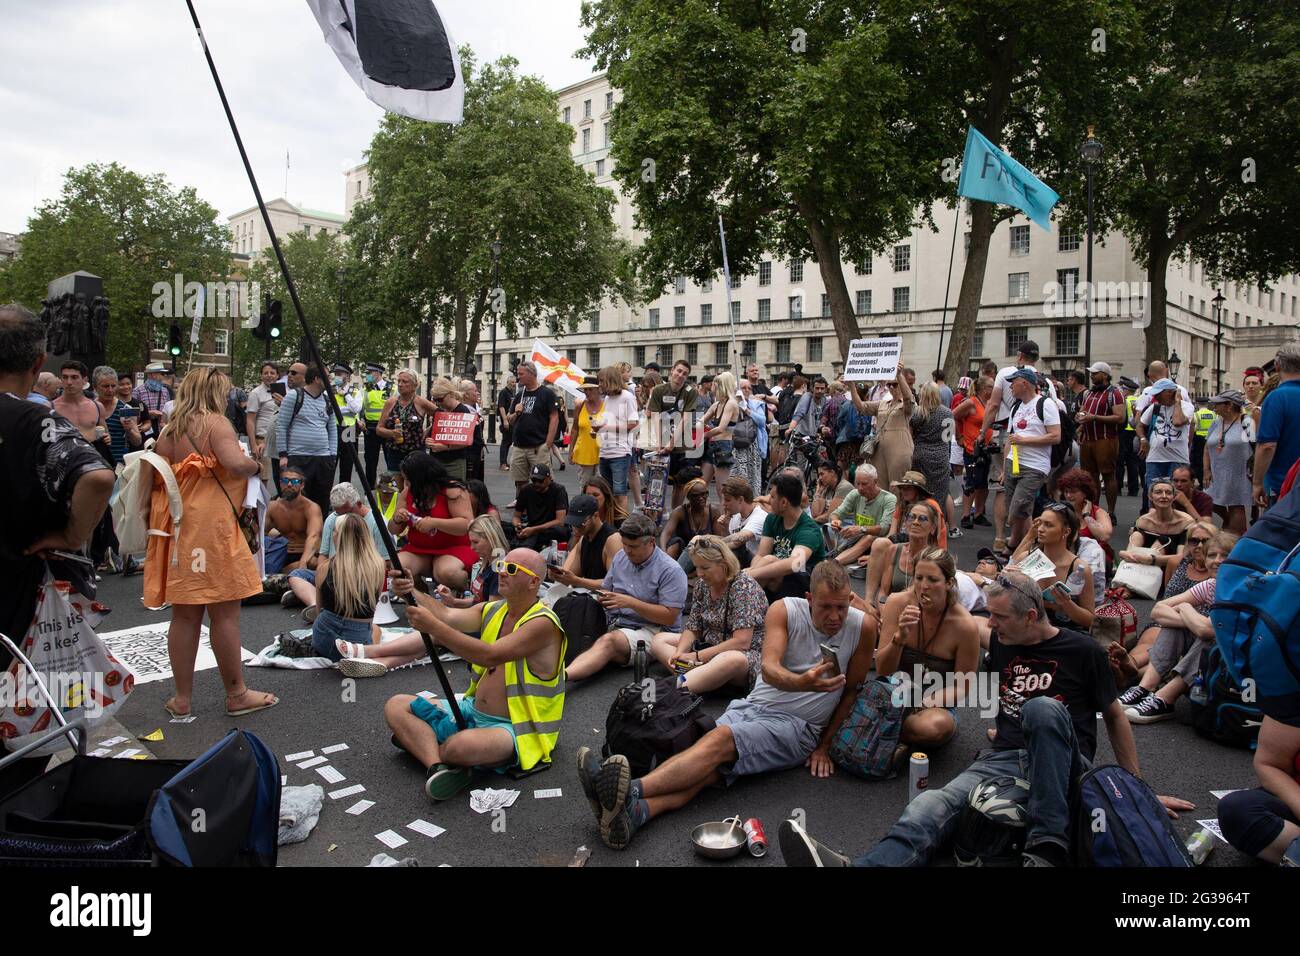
left=424, top=763, right=472, bottom=801
left=847, top=564, right=868, bottom=579
left=973, top=514, right=992, bottom=527
left=338, top=657, right=388, bottom=678
left=576, top=746, right=604, bottom=822
left=1117, top=685, right=1151, bottom=707
left=1125, top=694, right=1175, bottom=724
left=281, top=590, right=301, bottom=609
left=301, top=604, right=319, bottom=623
left=602, top=793, right=637, bottom=850
left=778, top=819, right=851, bottom=867
left=948, top=527, right=963, bottom=539
left=594, top=754, right=631, bottom=845
left=960, top=516, right=973, bottom=530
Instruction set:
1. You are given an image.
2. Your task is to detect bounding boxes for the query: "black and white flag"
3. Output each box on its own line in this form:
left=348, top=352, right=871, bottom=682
left=306, top=0, right=465, bottom=124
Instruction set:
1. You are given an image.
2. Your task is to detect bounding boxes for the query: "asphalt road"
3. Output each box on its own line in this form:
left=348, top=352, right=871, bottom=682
left=89, top=448, right=1259, bottom=867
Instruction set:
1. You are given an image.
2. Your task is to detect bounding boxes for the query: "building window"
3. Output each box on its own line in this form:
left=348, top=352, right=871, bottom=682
left=606, top=92, right=614, bottom=112
left=674, top=275, right=687, bottom=295
left=1010, top=225, right=1030, bottom=257
left=1006, top=327, right=1028, bottom=356
left=588, top=311, right=600, bottom=332
left=730, top=301, right=741, bottom=322
left=892, top=287, right=910, bottom=312
left=775, top=339, right=791, bottom=363
left=1057, top=268, right=1079, bottom=303
left=649, top=308, right=660, bottom=329
left=587, top=348, right=600, bottom=368
left=686, top=343, right=698, bottom=366
left=856, top=290, right=872, bottom=315
left=657, top=345, right=672, bottom=366
left=821, top=293, right=831, bottom=317
left=759, top=261, right=772, bottom=286
left=788, top=294, right=803, bottom=319
left=741, top=340, right=757, bottom=363
left=1054, top=325, right=1081, bottom=356
left=213, top=329, right=229, bottom=356
left=714, top=341, right=728, bottom=365
left=789, top=260, right=803, bottom=283
left=856, top=257, right=872, bottom=275
left=595, top=159, right=605, bottom=176
left=730, top=273, right=741, bottom=289
left=303, top=224, right=311, bottom=236
left=893, top=244, right=911, bottom=272
left=584, top=99, right=591, bottom=118
left=807, top=337, right=823, bottom=363
left=701, top=278, right=713, bottom=293
left=548, top=316, right=560, bottom=335
left=1008, top=272, right=1029, bottom=303
left=1058, top=228, right=1080, bottom=252
left=674, top=306, right=685, bottom=327
left=563, top=349, right=576, bottom=364
left=562, top=106, right=571, bottom=124
left=700, top=303, right=712, bottom=325
left=582, top=128, right=591, bottom=151
left=603, top=123, right=610, bottom=146
left=757, top=299, right=771, bottom=321
left=972, top=329, right=985, bottom=357
left=634, top=346, right=646, bottom=368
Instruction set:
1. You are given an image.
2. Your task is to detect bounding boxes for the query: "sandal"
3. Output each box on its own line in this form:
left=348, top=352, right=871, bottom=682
left=164, top=698, right=192, bottom=719
left=335, top=639, right=368, bottom=660
left=225, top=690, right=279, bottom=717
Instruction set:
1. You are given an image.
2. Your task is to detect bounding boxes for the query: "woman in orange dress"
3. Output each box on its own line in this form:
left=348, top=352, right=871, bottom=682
left=144, top=367, right=277, bottom=719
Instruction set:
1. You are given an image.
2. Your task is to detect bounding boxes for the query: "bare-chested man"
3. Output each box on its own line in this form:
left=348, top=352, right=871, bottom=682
left=377, top=548, right=566, bottom=800
left=264, top=467, right=323, bottom=573
left=52, top=360, right=103, bottom=442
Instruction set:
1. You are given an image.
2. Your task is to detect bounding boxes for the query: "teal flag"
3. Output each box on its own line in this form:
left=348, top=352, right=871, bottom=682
left=956, top=126, right=1059, bottom=230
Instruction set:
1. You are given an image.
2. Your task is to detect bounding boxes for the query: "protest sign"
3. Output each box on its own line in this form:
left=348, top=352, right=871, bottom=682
left=843, top=337, right=903, bottom=382
left=431, top=411, right=476, bottom=444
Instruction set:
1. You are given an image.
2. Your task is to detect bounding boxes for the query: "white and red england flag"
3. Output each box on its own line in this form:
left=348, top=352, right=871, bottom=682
left=530, top=338, right=586, bottom=401
left=305, top=0, right=465, bottom=124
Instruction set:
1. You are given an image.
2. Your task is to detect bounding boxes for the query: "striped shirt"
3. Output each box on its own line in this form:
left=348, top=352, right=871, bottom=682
left=276, top=387, right=338, bottom=457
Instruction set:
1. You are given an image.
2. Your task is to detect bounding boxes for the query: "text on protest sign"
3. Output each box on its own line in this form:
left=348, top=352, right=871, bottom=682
left=843, top=337, right=903, bottom=382
left=431, top=411, right=476, bottom=445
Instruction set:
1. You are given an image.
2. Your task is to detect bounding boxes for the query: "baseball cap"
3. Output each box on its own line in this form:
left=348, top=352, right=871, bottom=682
left=565, top=493, right=599, bottom=526
left=976, top=548, right=1007, bottom=568
left=529, top=463, right=551, bottom=481
left=1087, top=362, right=1112, bottom=377
left=1018, top=340, right=1040, bottom=360
left=1006, top=367, right=1039, bottom=387
left=1150, top=377, right=1178, bottom=394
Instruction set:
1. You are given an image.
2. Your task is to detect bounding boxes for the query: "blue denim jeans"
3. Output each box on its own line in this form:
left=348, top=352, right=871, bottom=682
left=853, top=697, right=1088, bottom=866
left=599, top=454, right=633, bottom=495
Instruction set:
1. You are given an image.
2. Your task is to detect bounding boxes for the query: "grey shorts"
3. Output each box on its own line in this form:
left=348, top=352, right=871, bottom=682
left=715, top=699, right=820, bottom=786
left=1148, top=627, right=1206, bottom=683
left=1005, top=468, right=1047, bottom=518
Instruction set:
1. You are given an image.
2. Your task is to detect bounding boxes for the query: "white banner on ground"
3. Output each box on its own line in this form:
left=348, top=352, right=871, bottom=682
left=843, top=336, right=902, bottom=382
left=99, top=624, right=252, bottom=685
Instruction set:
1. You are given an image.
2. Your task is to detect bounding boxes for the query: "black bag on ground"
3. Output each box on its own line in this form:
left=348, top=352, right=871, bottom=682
left=553, top=591, right=607, bottom=665
left=602, top=676, right=715, bottom=777
left=1190, top=645, right=1264, bottom=750
left=1072, top=764, right=1193, bottom=866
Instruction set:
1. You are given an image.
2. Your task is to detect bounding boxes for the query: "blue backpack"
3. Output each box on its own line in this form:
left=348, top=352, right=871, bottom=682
left=1190, top=645, right=1264, bottom=750
left=837, top=398, right=871, bottom=443
left=829, top=678, right=905, bottom=779
left=1073, top=765, right=1193, bottom=866
left=1210, top=489, right=1300, bottom=726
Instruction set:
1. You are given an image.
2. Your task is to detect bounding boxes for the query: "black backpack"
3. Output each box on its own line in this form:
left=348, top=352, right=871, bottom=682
left=776, top=388, right=801, bottom=427
left=553, top=591, right=607, bottom=665
left=1010, top=396, right=1073, bottom=469
left=602, top=676, right=715, bottom=777
left=1190, top=645, right=1264, bottom=750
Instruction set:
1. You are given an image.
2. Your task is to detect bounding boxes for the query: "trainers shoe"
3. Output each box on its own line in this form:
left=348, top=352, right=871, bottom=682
left=847, top=564, right=868, bottom=579
left=1117, top=685, right=1151, bottom=707
left=960, top=516, right=973, bottom=530
left=281, top=590, right=301, bottom=609
left=302, top=604, right=319, bottom=623
left=973, top=514, right=992, bottom=527
left=948, top=527, right=964, bottom=539
left=338, top=657, right=388, bottom=678
left=602, top=793, right=637, bottom=850
left=594, top=754, right=631, bottom=844
left=1125, top=694, right=1175, bottom=724
left=576, top=746, right=604, bottom=822
left=778, top=819, right=851, bottom=867
left=424, top=763, right=472, bottom=801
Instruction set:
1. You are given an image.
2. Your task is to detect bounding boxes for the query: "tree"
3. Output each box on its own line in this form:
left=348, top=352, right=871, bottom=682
left=580, top=0, right=954, bottom=362
left=346, top=50, right=637, bottom=374
left=0, top=162, right=230, bottom=374
left=1045, top=0, right=1300, bottom=363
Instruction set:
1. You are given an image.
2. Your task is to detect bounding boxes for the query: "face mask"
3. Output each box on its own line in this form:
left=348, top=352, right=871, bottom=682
left=146, top=379, right=164, bottom=393
left=366, top=375, right=376, bottom=385
left=334, top=377, right=344, bottom=387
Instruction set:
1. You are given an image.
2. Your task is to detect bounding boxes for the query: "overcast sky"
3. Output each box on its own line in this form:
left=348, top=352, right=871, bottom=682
left=0, top=0, right=597, bottom=232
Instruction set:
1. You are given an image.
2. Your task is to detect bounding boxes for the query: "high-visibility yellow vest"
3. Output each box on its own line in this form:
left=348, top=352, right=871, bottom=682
left=335, top=389, right=357, bottom=428
left=1194, top=407, right=1216, bottom=438
left=363, top=387, right=387, bottom=423
left=467, top=600, right=566, bottom=771
left=1124, top=394, right=1139, bottom=431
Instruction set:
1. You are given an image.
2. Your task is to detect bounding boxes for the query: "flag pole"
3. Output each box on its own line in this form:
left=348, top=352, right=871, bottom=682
left=719, top=216, right=739, bottom=380
left=936, top=201, right=961, bottom=373
left=184, top=0, right=465, bottom=729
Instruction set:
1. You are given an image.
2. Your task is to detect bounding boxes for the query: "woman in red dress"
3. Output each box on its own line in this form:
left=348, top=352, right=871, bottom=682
left=389, top=452, right=475, bottom=590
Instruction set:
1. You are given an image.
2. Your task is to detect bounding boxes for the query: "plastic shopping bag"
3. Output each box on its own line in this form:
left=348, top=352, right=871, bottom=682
left=0, top=576, right=136, bottom=758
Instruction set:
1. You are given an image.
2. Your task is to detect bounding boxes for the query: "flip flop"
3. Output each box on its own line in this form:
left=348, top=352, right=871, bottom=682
left=164, top=698, right=192, bottom=719
left=225, top=692, right=279, bottom=717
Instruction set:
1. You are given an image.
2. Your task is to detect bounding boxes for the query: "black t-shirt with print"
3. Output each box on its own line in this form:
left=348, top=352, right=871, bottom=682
left=518, top=482, right=569, bottom=530
left=513, top=386, right=557, bottom=448
left=988, top=625, right=1117, bottom=762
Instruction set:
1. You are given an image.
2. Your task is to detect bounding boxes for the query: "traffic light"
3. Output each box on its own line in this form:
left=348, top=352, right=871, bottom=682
left=168, top=321, right=183, bottom=357
left=268, top=299, right=283, bottom=339
left=418, top=321, right=433, bottom=359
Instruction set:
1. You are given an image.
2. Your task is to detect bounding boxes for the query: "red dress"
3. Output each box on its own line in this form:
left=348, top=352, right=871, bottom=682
left=402, top=489, right=477, bottom=570
left=1076, top=501, right=1114, bottom=564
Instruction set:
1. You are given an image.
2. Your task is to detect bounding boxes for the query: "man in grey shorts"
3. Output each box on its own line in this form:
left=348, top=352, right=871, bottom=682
left=1003, top=367, right=1061, bottom=552
left=575, top=561, right=876, bottom=850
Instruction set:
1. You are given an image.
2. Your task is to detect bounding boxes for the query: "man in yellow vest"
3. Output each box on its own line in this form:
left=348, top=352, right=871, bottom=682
left=1192, top=402, right=1216, bottom=484
left=1117, top=376, right=1142, bottom=497
left=361, top=362, right=389, bottom=488
left=383, top=548, right=566, bottom=800
left=331, top=363, right=364, bottom=486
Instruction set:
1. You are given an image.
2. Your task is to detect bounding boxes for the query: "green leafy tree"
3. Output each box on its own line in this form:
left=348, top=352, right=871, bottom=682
left=346, top=50, right=637, bottom=374
left=0, top=162, right=230, bottom=374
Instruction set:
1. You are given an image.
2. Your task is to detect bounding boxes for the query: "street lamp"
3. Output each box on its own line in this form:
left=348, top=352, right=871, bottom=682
left=1079, top=125, right=1103, bottom=368
left=489, top=234, right=503, bottom=444
left=1167, top=350, right=1182, bottom=382
left=1212, top=289, right=1226, bottom=395
left=335, top=266, right=347, bottom=366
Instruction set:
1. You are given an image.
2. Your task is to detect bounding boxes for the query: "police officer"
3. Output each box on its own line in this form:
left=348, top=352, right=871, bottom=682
left=1117, top=376, right=1142, bottom=496
left=1191, top=401, right=1216, bottom=485
left=332, top=362, right=364, bottom=486
left=362, top=362, right=389, bottom=488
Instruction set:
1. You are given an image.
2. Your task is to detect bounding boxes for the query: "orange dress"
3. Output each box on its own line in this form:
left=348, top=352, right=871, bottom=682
left=143, top=452, right=262, bottom=606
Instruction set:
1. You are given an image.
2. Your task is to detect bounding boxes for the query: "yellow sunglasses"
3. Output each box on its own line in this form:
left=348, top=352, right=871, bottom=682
left=492, top=558, right=539, bottom=579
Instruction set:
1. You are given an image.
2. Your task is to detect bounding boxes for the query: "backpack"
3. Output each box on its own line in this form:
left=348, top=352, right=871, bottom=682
left=1190, top=644, right=1264, bottom=750
left=776, top=388, right=800, bottom=427
left=112, top=448, right=183, bottom=560
left=1009, top=396, right=1073, bottom=470
left=553, top=591, right=607, bottom=665
left=1073, top=765, right=1194, bottom=867
left=602, top=676, right=716, bottom=777
left=838, top=397, right=871, bottom=442
left=828, top=678, right=906, bottom=779
left=1210, top=490, right=1300, bottom=725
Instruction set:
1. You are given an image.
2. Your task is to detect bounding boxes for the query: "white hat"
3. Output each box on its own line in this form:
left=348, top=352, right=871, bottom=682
left=1086, top=362, right=1112, bottom=377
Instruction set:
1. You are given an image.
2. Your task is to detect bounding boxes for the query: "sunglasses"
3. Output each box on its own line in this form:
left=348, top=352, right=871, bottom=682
left=996, top=574, right=1042, bottom=606
left=1041, top=501, right=1072, bottom=515
left=907, top=513, right=933, bottom=523
left=281, top=478, right=303, bottom=486
left=492, top=558, right=539, bottom=579
left=1189, top=536, right=1211, bottom=545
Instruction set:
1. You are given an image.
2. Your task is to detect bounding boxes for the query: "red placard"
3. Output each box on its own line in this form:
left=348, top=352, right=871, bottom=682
left=431, top=411, right=476, bottom=445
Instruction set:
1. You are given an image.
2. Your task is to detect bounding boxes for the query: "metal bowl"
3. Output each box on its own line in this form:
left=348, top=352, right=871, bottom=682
left=691, top=820, right=747, bottom=860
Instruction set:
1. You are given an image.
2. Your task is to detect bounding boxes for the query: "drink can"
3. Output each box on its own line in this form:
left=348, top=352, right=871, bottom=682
left=743, top=818, right=767, bottom=857
left=909, top=752, right=929, bottom=802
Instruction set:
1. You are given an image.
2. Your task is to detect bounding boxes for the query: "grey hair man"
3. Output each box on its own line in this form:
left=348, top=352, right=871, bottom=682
left=505, top=360, right=559, bottom=495
left=284, top=482, right=387, bottom=619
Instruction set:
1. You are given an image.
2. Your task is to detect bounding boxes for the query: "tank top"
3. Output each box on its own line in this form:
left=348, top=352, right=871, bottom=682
left=386, top=397, right=423, bottom=450
left=404, top=488, right=472, bottom=555
left=319, top=565, right=377, bottom=620
left=1076, top=502, right=1114, bottom=561
left=578, top=522, right=616, bottom=581
left=573, top=401, right=601, bottom=466
left=890, top=544, right=912, bottom=593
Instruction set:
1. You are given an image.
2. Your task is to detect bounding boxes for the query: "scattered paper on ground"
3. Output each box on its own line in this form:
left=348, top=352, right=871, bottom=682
left=101, top=735, right=128, bottom=747
left=140, top=729, right=164, bottom=742
left=1210, top=789, right=1243, bottom=799
left=286, top=751, right=314, bottom=762
left=1196, top=819, right=1228, bottom=843
left=469, top=788, right=520, bottom=814
left=113, top=748, right=142, bottom=759
left=329, top=784, right=366, bottom=800
left=297, top=755, right=328, bottom=769
left=375, top=829, right=408, bottom=849
left=100, top=623, right=250, bottom=685
left=169, top=715, right=197, bottom=724
left=534, top=788, right=563, bottom=799
left=317, top=765, right=345, bottom=784
left=321, top=743, right=349, bottom=754
left=408, top=819, right=446, bottom=839
left=89, top=747, right=112, bottom=757
left=346, top=799, right=375, bottom=815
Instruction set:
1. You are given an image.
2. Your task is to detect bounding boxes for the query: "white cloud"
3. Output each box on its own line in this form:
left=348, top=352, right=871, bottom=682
left=0, top=0, right=596, bottom=231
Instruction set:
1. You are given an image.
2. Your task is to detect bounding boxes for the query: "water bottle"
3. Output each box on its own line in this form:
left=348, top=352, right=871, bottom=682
left=1185, top=829, right=1214, bottom=865
left=1189, top=675, right=1208, bottom=706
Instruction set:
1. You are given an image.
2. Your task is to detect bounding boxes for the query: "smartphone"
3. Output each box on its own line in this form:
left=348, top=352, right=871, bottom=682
left=818, top=643, right=841, bottom=677
left=119, top=408, right=139, bottom=420
left=270, top=382, right=287, bottom=397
